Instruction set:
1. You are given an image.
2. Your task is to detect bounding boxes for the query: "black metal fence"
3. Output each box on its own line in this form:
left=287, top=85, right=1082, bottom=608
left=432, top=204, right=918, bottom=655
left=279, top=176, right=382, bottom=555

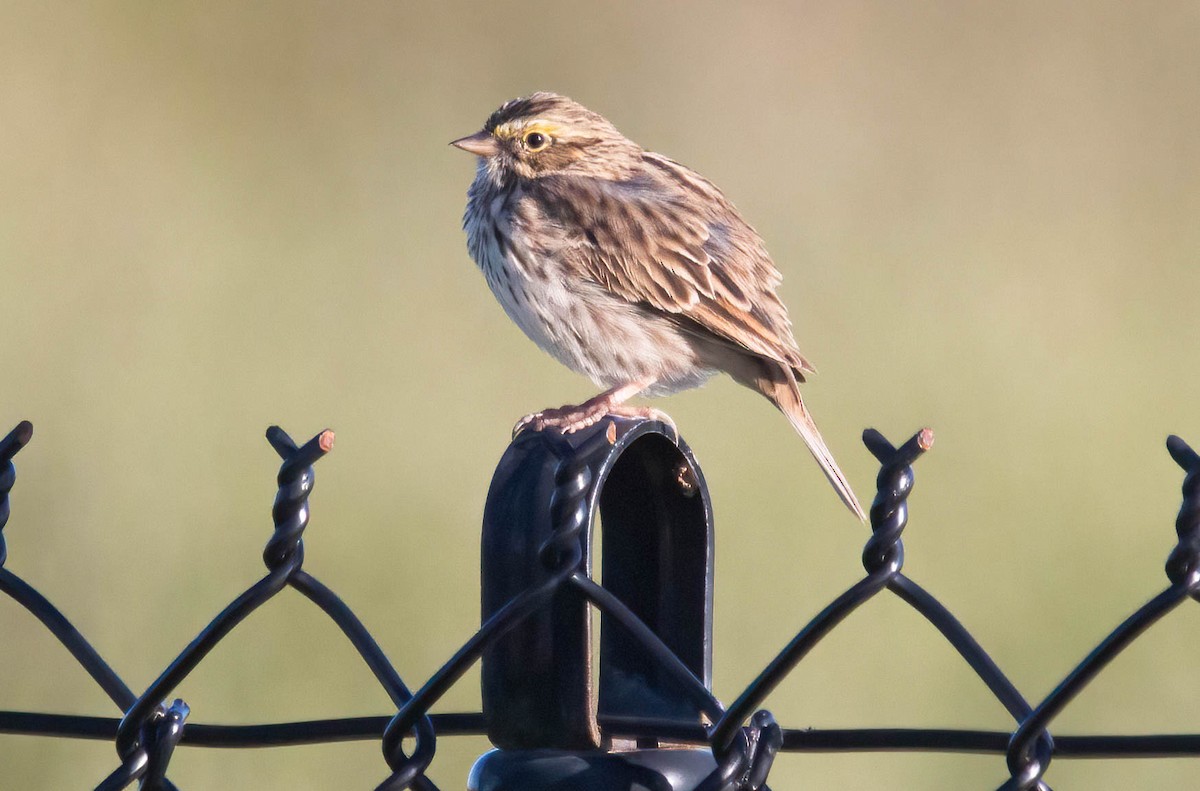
left=1, top=415, right=1199, bottom=790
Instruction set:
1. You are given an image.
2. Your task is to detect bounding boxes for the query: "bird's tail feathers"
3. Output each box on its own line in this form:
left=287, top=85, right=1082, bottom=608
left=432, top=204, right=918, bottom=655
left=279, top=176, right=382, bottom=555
left=763, top=368, right=866, bottom=522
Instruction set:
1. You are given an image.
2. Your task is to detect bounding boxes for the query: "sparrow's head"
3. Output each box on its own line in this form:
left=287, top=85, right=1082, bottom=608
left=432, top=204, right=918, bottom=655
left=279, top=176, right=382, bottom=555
left=452, top=92, right=641, bottom=181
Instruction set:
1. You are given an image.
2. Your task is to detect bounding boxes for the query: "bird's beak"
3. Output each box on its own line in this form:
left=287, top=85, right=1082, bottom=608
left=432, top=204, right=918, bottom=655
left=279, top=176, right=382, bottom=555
left=451, top=130, right=499, bottom=157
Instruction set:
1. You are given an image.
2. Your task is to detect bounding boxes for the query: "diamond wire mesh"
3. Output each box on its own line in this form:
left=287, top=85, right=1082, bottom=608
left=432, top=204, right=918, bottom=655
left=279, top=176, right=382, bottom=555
left=1, top=418, right=1198, bottom=790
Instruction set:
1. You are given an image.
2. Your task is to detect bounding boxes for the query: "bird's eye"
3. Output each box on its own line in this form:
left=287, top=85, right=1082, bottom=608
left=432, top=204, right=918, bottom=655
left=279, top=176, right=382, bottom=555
left=524, top=131, right=548, bottom=151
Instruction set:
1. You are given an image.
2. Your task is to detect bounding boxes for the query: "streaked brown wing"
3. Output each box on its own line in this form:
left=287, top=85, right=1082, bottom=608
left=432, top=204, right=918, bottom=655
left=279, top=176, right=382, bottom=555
left=532, top=151, right=815, bottom=376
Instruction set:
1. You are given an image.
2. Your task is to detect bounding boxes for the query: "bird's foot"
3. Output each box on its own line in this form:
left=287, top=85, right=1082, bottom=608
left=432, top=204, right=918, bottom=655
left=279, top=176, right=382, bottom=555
left=513, top=397, right=677, bottom=440
left=513, top=393, right=616, bottom=438
left=512, top=380, right=664, bottom=439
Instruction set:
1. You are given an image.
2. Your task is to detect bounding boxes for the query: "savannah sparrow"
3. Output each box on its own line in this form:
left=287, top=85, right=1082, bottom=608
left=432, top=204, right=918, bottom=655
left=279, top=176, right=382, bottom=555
left=453, top=92, right=865, bottom=521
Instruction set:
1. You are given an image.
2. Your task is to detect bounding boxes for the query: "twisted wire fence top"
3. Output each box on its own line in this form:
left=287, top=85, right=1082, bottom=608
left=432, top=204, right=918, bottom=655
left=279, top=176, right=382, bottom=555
left=1, top=417, right=1200, bottom=790
left=0, top=421, right=34, bottom=557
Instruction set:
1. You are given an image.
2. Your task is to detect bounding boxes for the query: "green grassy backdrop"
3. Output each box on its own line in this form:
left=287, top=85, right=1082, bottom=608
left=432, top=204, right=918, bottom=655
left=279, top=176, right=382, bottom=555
left=1, top=2, right=1198, bottom=788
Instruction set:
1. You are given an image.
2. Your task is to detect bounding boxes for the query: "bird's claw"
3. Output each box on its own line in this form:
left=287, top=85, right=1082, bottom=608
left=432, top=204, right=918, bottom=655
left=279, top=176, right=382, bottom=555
left=512, top=404, right=678, bottom=441
left=512, top=403, right=609, bottom=439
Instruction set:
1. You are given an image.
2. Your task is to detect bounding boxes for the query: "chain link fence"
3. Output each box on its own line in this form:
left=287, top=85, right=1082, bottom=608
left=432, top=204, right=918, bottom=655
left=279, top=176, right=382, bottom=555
left=2, top=417, right=1198, bottom=789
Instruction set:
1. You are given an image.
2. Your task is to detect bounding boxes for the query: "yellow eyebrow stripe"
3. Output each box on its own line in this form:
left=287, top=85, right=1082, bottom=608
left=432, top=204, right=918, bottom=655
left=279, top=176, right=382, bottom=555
left=493, top=120, right=563, bottom=140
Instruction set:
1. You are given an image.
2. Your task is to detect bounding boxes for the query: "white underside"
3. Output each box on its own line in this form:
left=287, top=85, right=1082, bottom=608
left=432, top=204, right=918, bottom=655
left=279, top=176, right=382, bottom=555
left=465, top=184, right=716, bottom=398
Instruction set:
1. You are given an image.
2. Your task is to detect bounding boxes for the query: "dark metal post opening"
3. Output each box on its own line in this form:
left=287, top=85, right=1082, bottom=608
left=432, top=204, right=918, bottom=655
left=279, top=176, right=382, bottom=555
left=475, top=417, right=718, bottom=789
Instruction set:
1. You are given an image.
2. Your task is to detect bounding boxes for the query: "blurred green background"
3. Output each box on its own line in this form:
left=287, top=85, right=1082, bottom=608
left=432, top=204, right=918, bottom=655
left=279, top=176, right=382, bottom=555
left=1, top=1, right=1198, bottom=788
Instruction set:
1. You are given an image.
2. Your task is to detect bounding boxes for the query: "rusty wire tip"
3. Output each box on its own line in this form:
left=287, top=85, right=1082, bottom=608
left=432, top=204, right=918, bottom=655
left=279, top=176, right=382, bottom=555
left=275, top=428, right=337, bottom=474
left=893, top=427, right=934, bottom=467
left=862, top=427, right=933, bottom=466
left=1167, top=435, right=1199, bottom=472
left=605, top=421, right=617, bottom=445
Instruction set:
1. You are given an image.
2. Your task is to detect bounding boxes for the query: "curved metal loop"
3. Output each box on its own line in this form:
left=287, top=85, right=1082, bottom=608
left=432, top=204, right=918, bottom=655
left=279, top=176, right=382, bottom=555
left=95, top=749, right=149, bottom=791
left=376, top=720, right=439, bottom=791
left=1001, top=729, right=1054, bottom=791
left=739, top=710, right=783, bottom=790
left=139, top=699, right=189, bottom=791
left=698, top=712, right=785, bottom=791
left=695, top=726, right=752, bottom=791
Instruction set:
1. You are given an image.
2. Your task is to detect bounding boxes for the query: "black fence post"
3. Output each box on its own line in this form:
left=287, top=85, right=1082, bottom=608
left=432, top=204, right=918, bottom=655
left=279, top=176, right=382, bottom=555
left=471, top=417, right=720, bottom=790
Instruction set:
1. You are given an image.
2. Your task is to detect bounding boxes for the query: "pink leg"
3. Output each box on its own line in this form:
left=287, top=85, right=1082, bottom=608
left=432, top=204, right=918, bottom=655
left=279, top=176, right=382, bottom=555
left=513, top=380, right=667, bottom=437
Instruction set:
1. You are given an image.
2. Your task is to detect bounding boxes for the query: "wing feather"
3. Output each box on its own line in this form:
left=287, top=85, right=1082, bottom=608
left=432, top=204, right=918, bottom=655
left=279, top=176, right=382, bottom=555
left=529, top=151, right=815, bottom=376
